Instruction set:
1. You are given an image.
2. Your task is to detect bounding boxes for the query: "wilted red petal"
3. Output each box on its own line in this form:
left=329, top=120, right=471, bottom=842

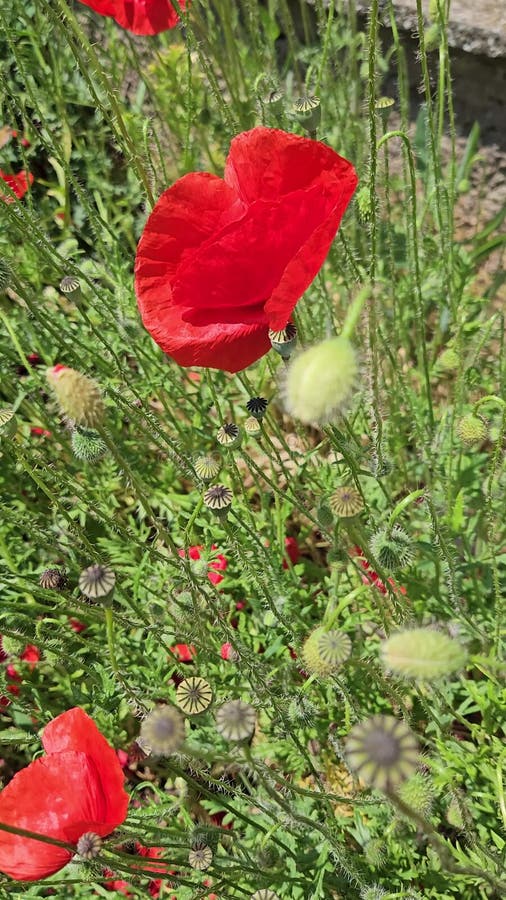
left=78, top=0, right=187, bottom=34
left=135, top=128, right=357, bottom=373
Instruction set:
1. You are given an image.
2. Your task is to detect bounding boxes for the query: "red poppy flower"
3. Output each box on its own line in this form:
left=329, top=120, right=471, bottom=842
left=170, top=643, right=195, bottom=662
left=178, top=544, right=227, bottom=585
left=0, top=707, right=129, bottom=881
left=78, top=0, right=187, bottom=35
left=20, top=644, right=40, bottom=669
left=68, top=617, right=87, bottom=633
left=135, top=127, right=358, bottom=372
left=283, top=536, right=300, bottom=569
left=0, top=169, right=33, bottom=203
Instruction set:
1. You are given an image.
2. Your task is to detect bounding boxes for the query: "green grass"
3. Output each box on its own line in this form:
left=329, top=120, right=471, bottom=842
left=0, top=0, right=505, bottom=897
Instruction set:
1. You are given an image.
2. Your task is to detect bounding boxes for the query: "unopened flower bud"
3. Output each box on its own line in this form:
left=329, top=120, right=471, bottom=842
left=369, top=526, right=413, bottom=572
left=381, top=627, right=467, bottom=679
left=456, top=414, right=488, bottom=445
left=71, top=427, right=107, bottom=462
left=284, top=336, right=358, bottom=425
left=46, top=365, right=104, bottom=428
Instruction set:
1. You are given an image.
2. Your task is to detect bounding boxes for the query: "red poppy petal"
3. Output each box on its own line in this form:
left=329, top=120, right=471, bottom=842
left=137, top=297, right=270, bottom=372
left=79, top=0, right=185, bottom=34
left=0, top=751, right=123, bottom=881
left=42, top=708, right=128, bottom=828
left=225, top=126, right=353, bottom=203
left=171, top=129, right=357, bottom=330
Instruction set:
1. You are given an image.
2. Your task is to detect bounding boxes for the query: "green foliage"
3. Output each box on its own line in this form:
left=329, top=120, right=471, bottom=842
left=0, top=1, right=505, bottom=898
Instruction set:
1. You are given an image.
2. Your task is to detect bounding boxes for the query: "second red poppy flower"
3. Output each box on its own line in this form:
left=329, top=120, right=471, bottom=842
left=135, top=127, right=358, bottom=372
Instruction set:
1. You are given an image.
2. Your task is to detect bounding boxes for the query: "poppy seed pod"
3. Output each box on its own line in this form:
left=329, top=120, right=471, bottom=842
left=215, top=700, right=256, bottom=742
left=59, top=275, right=81, bottom=298
left=269, top=323, right=297, bottom=359
left=246, top=396, right=268, bottom=420
left=78, top=564, right=115, bottom=600
left=302, top=626, right=352, bottom=676
left=194, top=454, right=221, bottom=482
left=176, top=677, right=213, bottom=715
left=294, top=96, right=321, bottom=133
left=345, top=715, right=419, bottom=793
left=46, top=365, right=104, bottom=428
left=76, top=832, right=102, bottom=860
left=381, top=627, right=468, bottom=680
left=251, top=891, right=281, bottom=900
left=203, top=484, right=233, bottom=518
left=244, top=416, right=262, bottom=438
left=140, top=705, right=186, bottom=756
left=189, top=843, right=213, bottom=871
left=39, top=568, right=68, bottom=591
left=217, top=422, right=241, bottom=449
left=0, top=408, right=17, bottom=440
left=284, top=336, right=358, bottom=424
left=329, top=486, right=364, bottom=519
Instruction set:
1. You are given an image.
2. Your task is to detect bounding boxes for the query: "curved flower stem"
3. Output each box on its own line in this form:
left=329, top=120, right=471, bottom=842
left=387, top=489, right=425, bottom=531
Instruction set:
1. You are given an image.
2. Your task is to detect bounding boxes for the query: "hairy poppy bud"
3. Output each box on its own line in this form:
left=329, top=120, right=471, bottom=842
left=46, top=365, right=104, bottom=428
left=397, top=773, right=434, bottom=817
left=71, top=427, right=107, bottom=462
left=456, top=414, right=488, bottom=445
left=284, top=336, right=357, bottom=425
left=369, top=526, right=413, bottom=572
left=381, top=627, right=467, bottom=679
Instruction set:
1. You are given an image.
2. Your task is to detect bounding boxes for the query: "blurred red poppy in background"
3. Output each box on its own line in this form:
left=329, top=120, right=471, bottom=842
left=135, top=127, right=357, bottom=372
left=78, top=0, right=187, bottom=34
left=0, top=169, right=33, bottom=203
left=0, top=708, right=128, bottom=881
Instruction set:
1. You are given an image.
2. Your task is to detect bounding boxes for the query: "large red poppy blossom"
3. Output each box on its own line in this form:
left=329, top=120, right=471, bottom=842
left=0, top=707, right=129, bottom=881
left=78, top=0, right=187, bottom=35
left=0, top=169, right=33, bottom=203
left=134, top=127, right=358, bottom=373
